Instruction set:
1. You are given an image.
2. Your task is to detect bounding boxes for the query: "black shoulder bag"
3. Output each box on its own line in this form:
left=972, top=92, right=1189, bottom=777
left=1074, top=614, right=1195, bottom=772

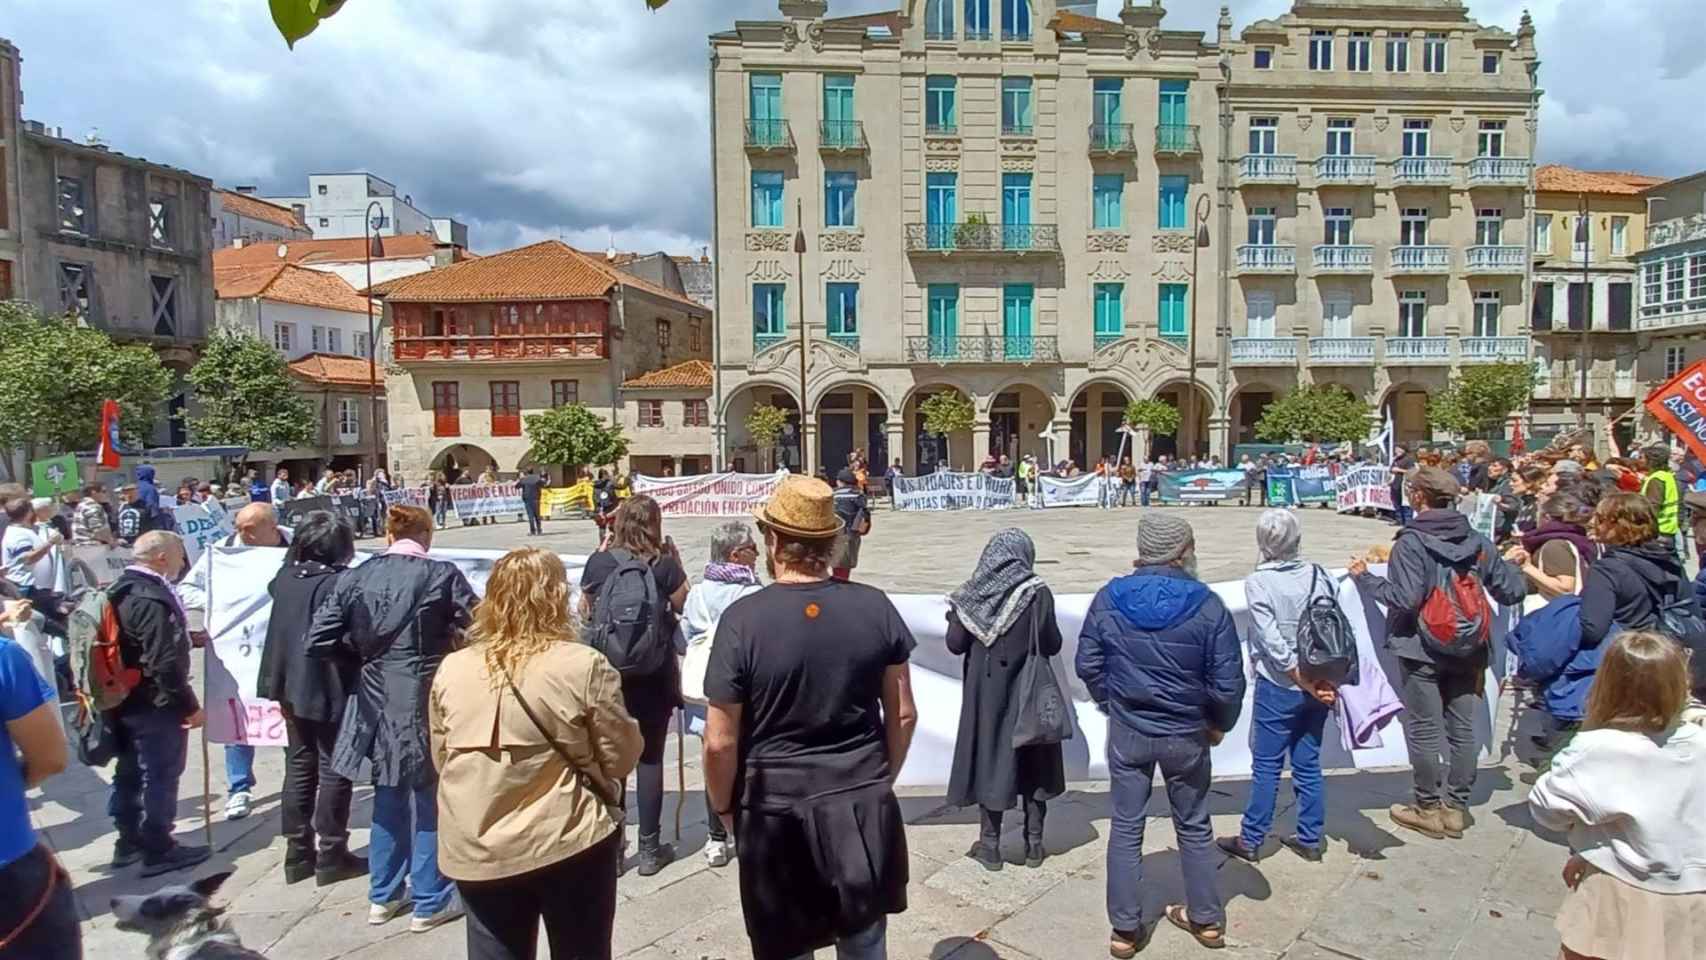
left=1010, top=598, right=1075, bottom=748
left=500, top=670, right=626, bottom=825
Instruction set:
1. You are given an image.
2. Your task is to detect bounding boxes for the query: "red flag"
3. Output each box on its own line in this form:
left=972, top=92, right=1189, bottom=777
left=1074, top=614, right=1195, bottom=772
left=97, top=400, right=122, bottom=468
left=1510, top=419, right=1526, bottom=456
left=1644, top=360, right=1706, bottom=465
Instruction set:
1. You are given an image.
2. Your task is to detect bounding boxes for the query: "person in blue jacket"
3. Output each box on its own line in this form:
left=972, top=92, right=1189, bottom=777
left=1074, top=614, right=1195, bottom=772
left=1509, top=593, right=1607, bottom=773
left=1076, top=513, right=1245, bottom=956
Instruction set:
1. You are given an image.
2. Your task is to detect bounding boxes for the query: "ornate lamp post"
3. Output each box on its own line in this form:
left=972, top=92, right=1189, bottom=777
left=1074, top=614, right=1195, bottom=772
left=363, top=200, right=386, bottom=478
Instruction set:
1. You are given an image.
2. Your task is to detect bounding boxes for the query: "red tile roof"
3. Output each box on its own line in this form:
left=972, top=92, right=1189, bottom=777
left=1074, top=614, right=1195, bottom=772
left=1050, top=11, right=1124, bottom=34
left=288, top=353, right=382, bottom=388
left=216, top=190, right=310, bottom=232
left=371, top=240, right=707, bottom=312
left=212, top=233, right=448, bottom=270
left=1535, top=165, right=1666, bottom=196
left=622, top=359, right=713, bottom=390
left=214, top=263, right=373, bottom=314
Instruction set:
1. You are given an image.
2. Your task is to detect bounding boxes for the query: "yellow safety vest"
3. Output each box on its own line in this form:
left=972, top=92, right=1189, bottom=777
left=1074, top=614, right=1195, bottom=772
left=1650, top=469, right=1681, bottom=535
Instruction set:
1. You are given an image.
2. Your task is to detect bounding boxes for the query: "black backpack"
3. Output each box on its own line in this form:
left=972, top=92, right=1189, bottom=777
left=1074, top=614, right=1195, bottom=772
left=1647, top=579, right=1706, bottom=696
left=1297, top=565, right=1359, bottom=686
left=585, top=549, right=670, bottom=677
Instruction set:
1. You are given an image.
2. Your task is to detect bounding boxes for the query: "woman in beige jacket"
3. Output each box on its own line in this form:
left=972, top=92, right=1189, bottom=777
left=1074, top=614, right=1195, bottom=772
left=430, top=548, right=642, bottom=960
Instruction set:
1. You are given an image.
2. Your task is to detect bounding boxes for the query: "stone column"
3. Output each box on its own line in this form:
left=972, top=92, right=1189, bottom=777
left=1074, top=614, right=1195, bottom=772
left=971, top=420, right=991, bottom=472
left=801, top=420, right=819, bottom=475
left=712, top=421, right=727, bottom=472
left=885, top=420, right=906, bottom=475
left=1209, top=415, right=1232, bottom=464
left=1087, top=390, right=1103, bottom=464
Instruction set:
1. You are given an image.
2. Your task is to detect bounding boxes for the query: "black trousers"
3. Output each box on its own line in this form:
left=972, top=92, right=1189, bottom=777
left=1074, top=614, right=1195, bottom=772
left=282, top=714, right=354, bottom=857
left=523, top=500, right=542, bottom=535
left=0, top=846, right=81, bottom=960
left=460, top=831, right=621, bottom=960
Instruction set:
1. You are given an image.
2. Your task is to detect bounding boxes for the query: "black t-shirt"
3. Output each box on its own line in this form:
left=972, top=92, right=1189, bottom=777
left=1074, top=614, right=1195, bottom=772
left=704, top=580, right=915, bottom=806
left=580, top=549, right=688, bottom=638
left=516, top=474, right=546, bottom=505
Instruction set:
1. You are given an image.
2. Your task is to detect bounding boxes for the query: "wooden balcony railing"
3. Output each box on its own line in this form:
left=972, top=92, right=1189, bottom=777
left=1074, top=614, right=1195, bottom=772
left=393, top=334, right=607, bottom=362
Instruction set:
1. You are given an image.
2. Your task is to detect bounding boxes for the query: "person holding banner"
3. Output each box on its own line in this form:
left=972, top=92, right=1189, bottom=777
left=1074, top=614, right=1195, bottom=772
left=309, top=505, right=478, bottom=933
left=832, top=469, right=871, bottom=581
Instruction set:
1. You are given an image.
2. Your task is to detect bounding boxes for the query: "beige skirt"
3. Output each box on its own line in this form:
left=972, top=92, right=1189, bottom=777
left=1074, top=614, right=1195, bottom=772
left=1555, top=868, right=1706, bottom=960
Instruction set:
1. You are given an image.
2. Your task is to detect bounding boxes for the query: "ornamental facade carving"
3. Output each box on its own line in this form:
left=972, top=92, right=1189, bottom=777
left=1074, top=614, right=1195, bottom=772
left=1086, top=232, right=1130, bottom=253
left=1001, top=157, right=1035, bottom=173
left=819, top=257, right=866, bottom=280
left=925, top=156, right=959, bottom=172
left=1152, top=233, right=1196, bottom=255
left=745, top=231, right=791, bottom=252
left=819, top=231, right=864, bottom=252
left=746, top=258, right=790, bottom=281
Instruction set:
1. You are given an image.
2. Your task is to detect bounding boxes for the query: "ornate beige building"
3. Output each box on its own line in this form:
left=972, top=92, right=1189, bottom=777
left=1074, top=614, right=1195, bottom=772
left=709, top=0, right=1541, bottom=472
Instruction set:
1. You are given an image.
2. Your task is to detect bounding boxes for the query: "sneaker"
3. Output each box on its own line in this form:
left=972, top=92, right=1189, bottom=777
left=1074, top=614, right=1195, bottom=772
left=224, top=792, right=252, bottom=821
left=139, top=843, right=212, bottom=878
left=409, top=901, right=464, bottom=934
left=704, top=838, right=735, bottom=868
left=368, top=898, right=408, bottom=926
left=111, top=838, right=144, bottom=869
left=1389, top=803, right=1449, bottom=840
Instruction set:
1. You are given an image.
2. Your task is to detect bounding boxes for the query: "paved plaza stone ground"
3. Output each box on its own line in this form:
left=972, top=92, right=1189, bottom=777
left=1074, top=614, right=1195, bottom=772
left=39, top=503, right=1575, bottom=959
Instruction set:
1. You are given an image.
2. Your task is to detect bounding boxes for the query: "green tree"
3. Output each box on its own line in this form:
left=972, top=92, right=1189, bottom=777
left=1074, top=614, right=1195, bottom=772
left=185, top=330, right=318, bottom=452
left=272, top=0, right=668, bottom=47
left=1254, top=385, right=1372, bottom=444
left=0, top=302, right=172, bottom=479
left=919, top=390, right=975, bottom=467
left=524, top=403, right=629, bottom=473
left=745, top=404, right=791, bottom=471
left=1122, top=398, right=1182, bottom=437
left=1427, top=362, right=1537, bottom=439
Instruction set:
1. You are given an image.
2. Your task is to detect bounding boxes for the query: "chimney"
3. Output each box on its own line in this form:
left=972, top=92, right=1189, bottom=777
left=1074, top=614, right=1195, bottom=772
left=232, top=238, right=246, bottom=249
left=234, top=185, right=258, bottom=195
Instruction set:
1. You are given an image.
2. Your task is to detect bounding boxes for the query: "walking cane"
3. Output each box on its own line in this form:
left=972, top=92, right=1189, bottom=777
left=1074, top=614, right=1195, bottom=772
left=200, top=543, right=214, bottom=849
left=674, top=710, right=685, bottom=843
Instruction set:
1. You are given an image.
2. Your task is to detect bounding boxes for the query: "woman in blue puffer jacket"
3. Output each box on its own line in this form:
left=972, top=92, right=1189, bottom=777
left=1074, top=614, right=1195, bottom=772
left=1510, top=593, right=1610, bottom=767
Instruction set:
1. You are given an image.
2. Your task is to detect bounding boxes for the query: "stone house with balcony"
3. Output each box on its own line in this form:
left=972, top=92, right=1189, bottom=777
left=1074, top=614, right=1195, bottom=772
left=1221, top=0, right=1540, bottom=447
left=1529, top=165, right=1662, bottom=442
left=373, top=240, right=712, bottom=482
left=1634, top=171, right=1706, bottom=411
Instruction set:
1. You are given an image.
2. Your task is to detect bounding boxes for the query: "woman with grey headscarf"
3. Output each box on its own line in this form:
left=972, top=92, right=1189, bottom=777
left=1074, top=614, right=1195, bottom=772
left=945, top=529, right=1065, bottom=871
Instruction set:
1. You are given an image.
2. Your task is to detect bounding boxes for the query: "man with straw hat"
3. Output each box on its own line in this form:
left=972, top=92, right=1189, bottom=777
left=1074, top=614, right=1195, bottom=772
left=702, top=475, right=918, bottom=960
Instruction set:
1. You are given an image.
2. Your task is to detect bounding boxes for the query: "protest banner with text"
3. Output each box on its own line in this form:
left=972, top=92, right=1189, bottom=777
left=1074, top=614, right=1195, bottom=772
left=892, top=471, right=1015, bottom=511
left=1335, top=464, right=1395, bottom=512
left=632, top=472, right=787, bottom=517
left=1646, top=359, right=1706, bottom=464
left=450, top=483, right=524, bottom=522
left=1037, top=473, right=1107, bottom=508
left=1157, top=469, right=1249, bottom=503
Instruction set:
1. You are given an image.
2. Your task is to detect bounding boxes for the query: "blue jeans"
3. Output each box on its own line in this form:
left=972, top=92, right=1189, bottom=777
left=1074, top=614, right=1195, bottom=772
left=1106, top=724, right=1222, bottom=931
left=1140, top=483, right=1151, bottom=507
left=109, top=708, right=190, bottom=854
left=225, top=744, right=256, bottom=795
left=785, top=917, right=887, bottom=960
left=1239, top=678, right=1328, bottom=849
left=370, top=776, right=453, bottom=916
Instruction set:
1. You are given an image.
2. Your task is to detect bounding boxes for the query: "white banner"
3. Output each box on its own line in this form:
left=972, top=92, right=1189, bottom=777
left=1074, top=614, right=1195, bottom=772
left=633, top=471, right=787, bottom=518
left=1335, top=464, right=1395, bottom=513
left=382, top=487, right=430, bottom=509
left=450, top=483, right=523, bottom=521
left=70, top=543, right=133, bottom=588
left=172, top=502, right=235, bottom=566
left=1038, top=473, right=1108, bottom=509
left=892, top=472, right=1015, bottom=511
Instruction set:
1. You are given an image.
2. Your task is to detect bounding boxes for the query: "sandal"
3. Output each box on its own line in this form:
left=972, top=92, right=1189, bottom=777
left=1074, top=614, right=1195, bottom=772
left=1164, top=904, right=1225, bottom=950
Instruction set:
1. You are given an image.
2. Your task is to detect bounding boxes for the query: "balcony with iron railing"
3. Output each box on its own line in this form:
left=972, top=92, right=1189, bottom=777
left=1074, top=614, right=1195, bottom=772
left=1312, top=244, right=1374, bottom=274
left=818, top=120, right=868, bottom=153
left=394, top=332, right=608, bottom=363
left=1461, top=336, right=1529, bottom=363
left=1239, top=155, right=1298, bottom=185
left=1089, top=123, right=1137, bottom=156
left=965, top=28, right=993, bottom=41
left=1155, top=124, right=1201, bottom=157
left=1002, top=121, right=1034, bottom=138
left=905, top=335, right=1060, bottom=363
left=1466, top=245, right=1526, bottom=274
left=1467, top=157, right=1531, bottom=186
left=1230, top=337, right=1299, bottom=366
left=827, top=331, right=860, bottom=352
left=1392, top=156, right=1454, bottom=185
left=1313, top=155, right=1377, bottom=184
left=1093, top=331, right=1123, bottom=351
left=904, top=222, right=1061, bottom=255
left=744, top=119, right=795, bottom=153
left=925, top=25, right=955, bottom=41
left=1002, top=29, right=1032, bottom=42
left=1308, top=337, right=1376, bottom=365
left=754, top=332, right=786, bottom=353
left=1235, top=244, right=1297, bottom=274
left=925, top=122, right=958, bottom=138
left=1386, top=336, right=1453, bottom=364
left=1390, top=245, right=1451, bottom=273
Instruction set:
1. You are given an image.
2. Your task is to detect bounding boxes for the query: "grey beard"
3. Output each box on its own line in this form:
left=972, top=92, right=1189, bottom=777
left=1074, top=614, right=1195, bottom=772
left=1180, top=554, right=1199, bottom=579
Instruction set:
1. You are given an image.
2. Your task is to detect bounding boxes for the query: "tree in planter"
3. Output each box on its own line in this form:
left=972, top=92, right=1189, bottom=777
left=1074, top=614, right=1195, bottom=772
left=0, top=302, right=173, bottom=480
left=185, top=330, right=317, bottom=453
left=919, top=390, right=976, bottom=468
left=1254, top=385, right=1372, bottom=444
left=1427, top=362, right=1536, bottom=440
left=745, top=404, right=791, bottom=472
left=524, top=404, right=630, bottom=479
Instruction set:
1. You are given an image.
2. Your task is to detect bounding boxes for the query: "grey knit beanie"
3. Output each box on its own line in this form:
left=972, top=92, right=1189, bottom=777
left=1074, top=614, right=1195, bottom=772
left=1136, top=513, right=1194, bottom=566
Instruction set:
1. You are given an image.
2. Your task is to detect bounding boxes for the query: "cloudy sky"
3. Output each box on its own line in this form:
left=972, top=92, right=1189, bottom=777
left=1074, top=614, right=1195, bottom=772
left=6, top=0, right=1701, bottom=254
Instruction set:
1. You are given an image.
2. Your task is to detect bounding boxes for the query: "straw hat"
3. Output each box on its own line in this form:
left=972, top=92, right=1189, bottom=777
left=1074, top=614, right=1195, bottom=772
left=752, top=475, right=843, bottom=539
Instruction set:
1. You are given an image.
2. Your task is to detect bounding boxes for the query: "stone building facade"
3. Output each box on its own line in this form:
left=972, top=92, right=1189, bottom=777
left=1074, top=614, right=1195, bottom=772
left=709, top=0, right=1543, bottom=471
left=1635, top=171, right=1706, bottom=402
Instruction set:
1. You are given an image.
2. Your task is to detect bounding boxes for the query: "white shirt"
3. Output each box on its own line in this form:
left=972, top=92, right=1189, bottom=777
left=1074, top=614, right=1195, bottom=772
left=1, top=524, right=45, bottom=589
left=270, top=479, right=291, bottom=503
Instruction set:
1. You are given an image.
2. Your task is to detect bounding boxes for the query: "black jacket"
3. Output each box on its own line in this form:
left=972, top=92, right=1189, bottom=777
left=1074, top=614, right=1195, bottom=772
left=945, top=588, right=1065, bottom=810
left=1580, top=539, right=1697, bottom=645
left=307, top=553, right=478, bottom=786
left=110, top=569, right=199, bottom=718
left=257, top=560, right=355, bottom=724
left=1354, top=509, right=1526, bottom=666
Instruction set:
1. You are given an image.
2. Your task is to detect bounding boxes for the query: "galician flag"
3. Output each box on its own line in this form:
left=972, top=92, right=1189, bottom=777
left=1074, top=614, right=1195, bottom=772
left=97, top=399, right=125, bottom=468
left=30, top=454, right=81, bottom=497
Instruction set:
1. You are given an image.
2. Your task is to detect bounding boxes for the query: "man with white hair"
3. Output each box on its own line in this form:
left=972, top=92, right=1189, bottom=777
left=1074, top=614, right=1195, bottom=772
left=108, top=531, right=210, bottom=876
left=178, top=501, right=292, bottom=821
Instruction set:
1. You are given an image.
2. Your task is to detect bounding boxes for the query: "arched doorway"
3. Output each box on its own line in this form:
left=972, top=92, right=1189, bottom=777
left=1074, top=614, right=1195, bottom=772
left=724, top=383, right=801, bottom=474
left=815, top=383, right=890, bottom=476
left=1070, top=382, right=1131, bottom=469
left=1150, top=381, right=1214, bottom=461
left=1232, top=383, right=1280, bottom=450
left=987, top=383, right=1056, bottom=467
left=903, top=383, right=972, bottom=473
left=431, top=443, right=499, bottom=484
left=1382, top=381, right=1431, bottom=447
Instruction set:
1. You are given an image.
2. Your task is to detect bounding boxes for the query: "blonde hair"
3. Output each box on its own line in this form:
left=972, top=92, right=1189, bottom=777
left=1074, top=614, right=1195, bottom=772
left=466, top=548, right=575, bottom=681
left=1584, top=630, right=1691, bottom=734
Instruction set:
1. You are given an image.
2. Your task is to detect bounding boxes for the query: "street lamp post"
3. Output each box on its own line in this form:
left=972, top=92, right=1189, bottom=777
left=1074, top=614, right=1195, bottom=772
left=793, top=199, right=810, bottom=474
left=1576, top=194, right=1590, bottom=429
left=364, top=200, right=386, bottom=479
left=1187, top=194, right=1212, bottom=459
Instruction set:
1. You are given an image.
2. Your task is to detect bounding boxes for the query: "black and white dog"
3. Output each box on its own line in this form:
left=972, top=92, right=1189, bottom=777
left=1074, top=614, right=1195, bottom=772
left=111, top=872, right=267, bottom=960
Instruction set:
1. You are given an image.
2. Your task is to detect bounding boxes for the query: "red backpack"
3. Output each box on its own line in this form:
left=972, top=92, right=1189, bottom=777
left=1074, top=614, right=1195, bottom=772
left=1414, top=542, right=1495, bottom=660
